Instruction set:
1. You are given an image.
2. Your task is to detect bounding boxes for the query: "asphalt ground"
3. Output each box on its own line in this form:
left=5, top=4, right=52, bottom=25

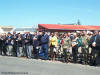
left=0, top=56, right=100, bottom=75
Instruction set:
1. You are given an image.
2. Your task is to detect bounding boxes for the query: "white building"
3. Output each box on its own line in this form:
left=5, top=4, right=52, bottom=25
left=14, top=27, right=37, bottom=34
left=0, top=26, right=13, bottom=34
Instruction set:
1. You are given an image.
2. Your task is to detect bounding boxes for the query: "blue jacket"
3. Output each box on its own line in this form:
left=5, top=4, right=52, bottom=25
left=40, top=34, right=49, bottom=45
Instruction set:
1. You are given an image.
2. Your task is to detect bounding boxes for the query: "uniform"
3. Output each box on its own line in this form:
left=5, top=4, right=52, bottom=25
left=81, top=35, right=88, bottom=64
left=62, top=36, right=71, bottom=63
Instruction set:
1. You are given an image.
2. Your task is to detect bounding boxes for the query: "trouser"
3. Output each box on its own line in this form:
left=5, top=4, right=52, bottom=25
left=7, top=45, right=13, bottom=56
left=33, top=46, right=39, bottom=59
left=72, top=45, right=78, bottom=63
left=2, top=46, right=7, bottom=55
left=41, top=44, right=48, bottom=60
left=63, top=48, right=70, bottom=63
left=23, top=45, right=26, bottom=56
left=17, top=47, right=23, bottom=57
left=96, top=50, right=100, bottom=65
left=50, top=45, right=56, bottom=60
left=25, top=45, right=33, bottom=58
left=81, top=47, right=88, bottom=64
left=90, top=48, right=99, bottom=66
left=6, top=45, right=13, bottom=56
left=0, top=46, right=2, bottom=55
left=13, top=45, right=17, bottom=57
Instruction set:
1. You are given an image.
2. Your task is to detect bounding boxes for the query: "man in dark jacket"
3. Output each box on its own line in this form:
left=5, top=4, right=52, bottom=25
left=2, top=34, right=7, bottom=56
left=12, top=32, right=18, bottom=57
left=0, top=34, right=7, bottom=56
left=89, top=30, right=100, bottom=66
left=32, top=33, right=39, bottom=59
left=16, top=33, right=23, bottom=57
left=6, top=32, right=13, bottom=56
left=40, top=31, right=49, bottom=60
left=23, top=32, right=33, bottom=58
left=0, top=35, right=3, bottom=55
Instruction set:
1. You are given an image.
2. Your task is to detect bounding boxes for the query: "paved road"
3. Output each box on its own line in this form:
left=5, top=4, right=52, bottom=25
left=0, top=56, right=100, bottom=75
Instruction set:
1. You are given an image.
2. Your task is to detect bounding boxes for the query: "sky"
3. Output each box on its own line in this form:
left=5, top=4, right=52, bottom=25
left=0, top=0, right=100, bottom=28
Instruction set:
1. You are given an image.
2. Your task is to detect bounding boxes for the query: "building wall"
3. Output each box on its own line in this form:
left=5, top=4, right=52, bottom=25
left=0, top=26, right=13, bottom=33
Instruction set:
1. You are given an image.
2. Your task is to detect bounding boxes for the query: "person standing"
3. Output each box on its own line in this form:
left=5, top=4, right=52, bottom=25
left=12, top=32, right=18, bottom=57
left=24, top=32, right=33, bottom=59
left=89, top=30, right=100, bottom=66
left=32, top=32, right=39, bottom=59
left=49, top=33, right=58, bottom=61
left=62, top=33, right=71, bottom=63
left=16, top=33, right=23, bottom=57
left=0, top=33, right=7, bottom=56
left=81, top=31, right=89, bottom=64
left=0, top=34, right=3, bottom=55
left=72, top=33, right=78, bottom=63
left=6, top=32, right=13, bottom=56
left=40, top=31, right=49, bottom=60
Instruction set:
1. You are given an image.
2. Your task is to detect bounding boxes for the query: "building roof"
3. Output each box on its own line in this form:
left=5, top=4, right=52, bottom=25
left=14, top=28, right=36, bottom=32
left=38, top=24, right=100, bottom=30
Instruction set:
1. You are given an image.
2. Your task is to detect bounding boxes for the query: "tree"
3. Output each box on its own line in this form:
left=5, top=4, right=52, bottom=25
left=77, top=19, right=81, bottom=25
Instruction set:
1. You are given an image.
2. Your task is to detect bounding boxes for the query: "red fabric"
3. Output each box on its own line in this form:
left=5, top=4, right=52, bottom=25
left=59, top=40, right=63, bottom=45
left=38, top=24, right=100, bottom=30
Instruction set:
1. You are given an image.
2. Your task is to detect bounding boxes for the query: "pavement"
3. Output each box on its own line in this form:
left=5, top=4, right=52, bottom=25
left=0, top=56, right=100, bottom=75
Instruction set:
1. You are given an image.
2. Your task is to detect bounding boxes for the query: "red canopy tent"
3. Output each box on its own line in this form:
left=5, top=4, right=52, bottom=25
left=38, top=24, right=100, bottom=32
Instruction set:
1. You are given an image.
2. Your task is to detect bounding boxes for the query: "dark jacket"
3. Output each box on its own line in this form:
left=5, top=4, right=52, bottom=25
left=32, top=35, right=39, bottom=47
left=23, top=34, right=32, bottom=45
left=5, top=36, right=13, bottom=45
left=40, top=34, right=49, bottom=45
left=89, top=35, right=100, bottom=50
left=17, top=40, right=23, bottom=47
left=37, top=35, right=42, bottom=46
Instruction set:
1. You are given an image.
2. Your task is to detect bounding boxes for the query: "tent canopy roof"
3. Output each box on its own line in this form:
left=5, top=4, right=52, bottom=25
left=38, top=24, right=100, bottom=30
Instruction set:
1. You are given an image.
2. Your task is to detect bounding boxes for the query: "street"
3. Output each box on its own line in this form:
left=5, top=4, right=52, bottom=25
left=0, top=56, right=100, bottom=75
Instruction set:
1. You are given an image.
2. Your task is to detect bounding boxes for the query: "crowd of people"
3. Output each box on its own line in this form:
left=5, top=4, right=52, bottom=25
left=0, top=30, right=100, bottom=66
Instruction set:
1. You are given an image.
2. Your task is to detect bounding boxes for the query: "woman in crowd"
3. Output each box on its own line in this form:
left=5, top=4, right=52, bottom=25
left=72, top=33, right=78, bottom=63
left=49, top=33, right=58, bottom=61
